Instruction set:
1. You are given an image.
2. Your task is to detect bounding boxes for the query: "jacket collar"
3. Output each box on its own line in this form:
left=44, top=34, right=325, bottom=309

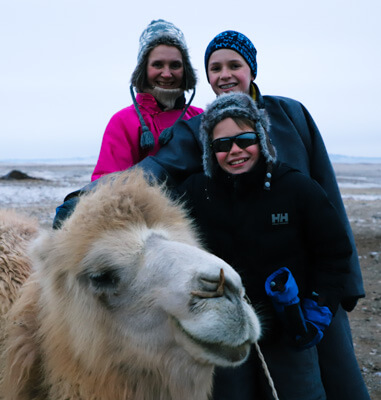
left=252, top=82, right=265, bottom=109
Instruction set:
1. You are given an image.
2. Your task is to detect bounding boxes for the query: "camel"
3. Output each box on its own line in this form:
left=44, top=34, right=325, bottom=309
left=0, top=209, right=39, bottom=387
left=0, top=210, right=38, bottom=317
left=0, top=169, right=261, bottom=400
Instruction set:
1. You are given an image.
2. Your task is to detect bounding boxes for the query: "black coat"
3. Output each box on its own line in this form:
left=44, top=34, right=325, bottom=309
left=53, top=89, right=370, bottom=398
left=56, top=88, right=364, bottom=309
left=178, top=160, right=352, bottom=313
left=135, top=91, right=364, bottom=310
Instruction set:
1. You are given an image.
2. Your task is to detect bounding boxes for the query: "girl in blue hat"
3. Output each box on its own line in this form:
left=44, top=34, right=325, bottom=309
left=138, top=30, right=369, bottom=400
left=177, top=91, right=369, bottom=400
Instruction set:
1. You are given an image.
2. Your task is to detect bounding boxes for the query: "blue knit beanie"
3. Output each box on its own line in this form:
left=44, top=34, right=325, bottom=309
left=204, top=30, right=257, bottom=81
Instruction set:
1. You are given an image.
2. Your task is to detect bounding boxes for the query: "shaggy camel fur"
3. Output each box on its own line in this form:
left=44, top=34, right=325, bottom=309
left=0, top=210, right=38, bottom=317
left=0, top=210, right=38, bottom=395
left=0, top=170, right=261, bottom=400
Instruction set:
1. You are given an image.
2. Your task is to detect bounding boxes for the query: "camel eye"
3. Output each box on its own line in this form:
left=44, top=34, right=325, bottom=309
left=89, top=270, right=120, bottom=289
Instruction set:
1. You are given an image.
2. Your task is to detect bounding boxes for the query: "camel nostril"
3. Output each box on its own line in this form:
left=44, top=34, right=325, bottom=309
left=191, top=268, right=225, bottom=298
left=215, top=268, right=225, bottom=296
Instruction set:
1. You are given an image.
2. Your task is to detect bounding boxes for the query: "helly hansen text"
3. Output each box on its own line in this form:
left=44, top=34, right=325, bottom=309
left=272, top=213, right=289, bottom=225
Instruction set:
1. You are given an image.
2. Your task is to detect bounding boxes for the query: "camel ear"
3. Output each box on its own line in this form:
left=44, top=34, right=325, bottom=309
left=143, top=231, right=169, bottom=249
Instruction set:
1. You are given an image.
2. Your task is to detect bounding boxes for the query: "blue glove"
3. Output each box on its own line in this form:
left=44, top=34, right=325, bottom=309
left=302, top=297, right=333, bottom=334
left=52, top=196, right=80, bottom=229
left=291, top=298, right=332, bottom=349
left=265, top=267, right=308, bottom=341
left=265, top=267, right=300, bottom=313
left=265, top=268, right=328, bottom=350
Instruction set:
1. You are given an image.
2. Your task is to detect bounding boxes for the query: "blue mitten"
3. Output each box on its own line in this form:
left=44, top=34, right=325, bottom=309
left=265, top=267, right=300, bottom=313
left=265, top=268, right=326, bottom=349
left=302, top=297, right=333, bottom=334
left=265, top=267, right=308, bottom=340
left=293, top=297, right=333, bottom=349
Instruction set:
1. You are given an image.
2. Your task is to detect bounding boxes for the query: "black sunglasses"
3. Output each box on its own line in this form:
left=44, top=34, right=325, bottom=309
left=211, top=132, right=259, bottom=153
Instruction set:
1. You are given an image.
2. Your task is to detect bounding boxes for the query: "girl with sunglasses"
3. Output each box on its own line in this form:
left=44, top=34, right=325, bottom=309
left=176, top=91, right=366, bottom=400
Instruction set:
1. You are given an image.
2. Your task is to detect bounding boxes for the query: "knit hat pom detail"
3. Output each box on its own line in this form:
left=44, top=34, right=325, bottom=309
left=137, top=20, right=187, bottom=63
left=140, top=125, right=155, bottom=150
left=131, top=19, right=197, bottom=92
left=158, top=126, right=174, bottom=146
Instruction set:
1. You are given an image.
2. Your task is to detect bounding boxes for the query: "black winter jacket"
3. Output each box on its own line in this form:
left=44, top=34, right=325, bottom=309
left=178, top=160, right=352, bottom=313
left=55, top=88, right=364, bottom=309
left=135, top=92, right=364, bottom=310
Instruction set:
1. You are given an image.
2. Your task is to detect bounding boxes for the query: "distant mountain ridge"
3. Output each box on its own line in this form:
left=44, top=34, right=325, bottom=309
left=329, top=154, right=381, bottom=164
left=0, top=156, right=98, bottom=165
left=1, top=154, right=381, bottom=165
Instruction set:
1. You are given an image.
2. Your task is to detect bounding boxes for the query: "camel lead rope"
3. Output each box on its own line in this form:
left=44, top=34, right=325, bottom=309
left=254, top=342, right=280, bottom=400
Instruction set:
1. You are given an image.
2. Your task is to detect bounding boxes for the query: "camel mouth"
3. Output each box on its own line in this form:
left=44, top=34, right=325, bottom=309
left=172, top=317, right=251, bottom=364
left=198, top=337, right=251, bottom=364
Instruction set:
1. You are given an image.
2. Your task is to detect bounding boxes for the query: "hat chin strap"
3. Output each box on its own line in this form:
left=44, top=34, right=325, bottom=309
left=145, top=86, right=184, bottom=110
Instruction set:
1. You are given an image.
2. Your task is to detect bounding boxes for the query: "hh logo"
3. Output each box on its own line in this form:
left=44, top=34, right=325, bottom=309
left=272, top=213, right=289, bottom=225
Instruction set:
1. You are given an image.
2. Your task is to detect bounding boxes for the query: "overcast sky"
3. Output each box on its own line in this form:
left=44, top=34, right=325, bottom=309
left=1, top=0, right=380, bottom=160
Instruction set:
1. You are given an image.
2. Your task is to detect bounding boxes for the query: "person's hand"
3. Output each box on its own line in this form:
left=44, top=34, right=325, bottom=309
left=302, top=297, right=333, bottom=333
left=265, top=267, right=300, bottom=313
left=265, top=268, right=330, bottom=349
left=52, top=196, right=80, bottom=229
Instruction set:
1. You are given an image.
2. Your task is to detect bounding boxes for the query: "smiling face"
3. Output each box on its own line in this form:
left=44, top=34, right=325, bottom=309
left=212, top=118, right=260, bottom=174
left=207, top=49, right=253, bottom=95
left=147, top=44, right=184, bottom=89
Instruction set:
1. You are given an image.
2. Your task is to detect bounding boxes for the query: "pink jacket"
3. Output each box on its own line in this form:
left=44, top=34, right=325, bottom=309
left=92, top=93, right=203, bottom=181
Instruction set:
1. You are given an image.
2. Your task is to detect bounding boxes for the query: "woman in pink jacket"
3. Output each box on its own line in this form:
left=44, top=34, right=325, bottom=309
left=92, top=19, right=203, bottom=181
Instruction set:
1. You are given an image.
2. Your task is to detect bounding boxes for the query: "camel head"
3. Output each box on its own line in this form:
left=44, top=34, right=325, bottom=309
left=25, top=169, right=261, bottom=398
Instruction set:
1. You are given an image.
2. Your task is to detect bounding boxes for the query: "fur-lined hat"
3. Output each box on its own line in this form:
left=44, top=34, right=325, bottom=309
left=200, top=92, right=276, bottom=189
left=130, top=20, right=198, bottom=150
left=131, top=19, right=197, bottom=92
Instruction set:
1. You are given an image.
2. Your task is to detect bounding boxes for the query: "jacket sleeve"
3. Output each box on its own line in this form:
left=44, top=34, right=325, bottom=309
left=53, top=114, right=204, bottom=229
left=134, top=115, right=204, bottom=188
left=92, top=111, right=141, bottom=181
left=280, top=98, right=364, bottom=310
left=297, top=174, right=353, bottom=312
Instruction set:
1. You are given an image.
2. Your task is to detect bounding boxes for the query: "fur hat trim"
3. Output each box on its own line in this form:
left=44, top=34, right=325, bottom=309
left=200, top=92, right=276, bottom=189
